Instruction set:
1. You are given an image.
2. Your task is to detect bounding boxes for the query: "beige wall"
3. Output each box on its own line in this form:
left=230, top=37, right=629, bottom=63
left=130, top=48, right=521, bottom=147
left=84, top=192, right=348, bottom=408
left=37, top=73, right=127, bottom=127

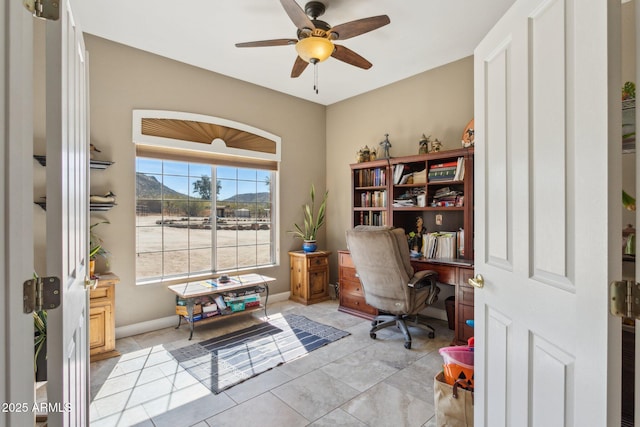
left=48, top=35, right=327, bottom=328
left=29, top=0, right=638, bottom=332
left=34, top=29, right=475, bottom=328
left=325, top=56, right=474, bottom=309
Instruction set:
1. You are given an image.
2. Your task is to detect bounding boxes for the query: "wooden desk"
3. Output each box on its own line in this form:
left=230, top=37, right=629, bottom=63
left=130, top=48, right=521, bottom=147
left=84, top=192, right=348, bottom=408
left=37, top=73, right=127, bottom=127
left=338, top=251, right=474, bottom=345
left=90, top=273, right=120, bottom=361
left=168, top=274, right=275, bottom=340
left=411, top=258, right=474, bottom=345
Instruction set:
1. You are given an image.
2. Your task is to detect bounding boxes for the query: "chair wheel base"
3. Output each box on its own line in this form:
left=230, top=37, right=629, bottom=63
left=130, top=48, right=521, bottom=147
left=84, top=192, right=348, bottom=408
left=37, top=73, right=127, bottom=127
left=404, top=341, right=412, bottom=349
left=370, top=332, right=377, bottom=339
left=428, top=332, right=435, bottom=339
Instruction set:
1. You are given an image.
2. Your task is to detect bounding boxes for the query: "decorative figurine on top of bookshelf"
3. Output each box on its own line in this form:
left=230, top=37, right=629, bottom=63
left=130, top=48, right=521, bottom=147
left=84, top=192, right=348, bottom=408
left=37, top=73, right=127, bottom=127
left=369, top=148, right=377, bottom=161
left=356, top=145, right=371, bottom=163
left=419, top=134, right=443, bottom=154
left=461, top=118, right=475, bottom=148
left=418, top=134, right=431, bottom=154
left=378, top=133, right=392, bottom=159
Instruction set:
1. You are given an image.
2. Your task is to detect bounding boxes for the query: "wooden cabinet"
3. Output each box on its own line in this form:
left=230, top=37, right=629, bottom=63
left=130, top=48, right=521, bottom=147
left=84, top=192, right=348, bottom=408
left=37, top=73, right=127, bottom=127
left=289, top=251, right=331, bottom=305
left=412, top=260, right=473, bottom=345
left=456, top=267, right=475, bottom=344
left=89, top=273, right=119, bottom=361
left=338, top=251, right=378, bottom=319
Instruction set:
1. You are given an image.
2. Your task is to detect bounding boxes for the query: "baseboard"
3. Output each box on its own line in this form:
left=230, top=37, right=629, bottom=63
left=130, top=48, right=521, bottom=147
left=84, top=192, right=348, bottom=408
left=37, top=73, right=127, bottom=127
left=115, top=291, right=291, bottom=339
left=266, top=290, right=290, bottom=304
left=115, top=316, right=177, bottom=339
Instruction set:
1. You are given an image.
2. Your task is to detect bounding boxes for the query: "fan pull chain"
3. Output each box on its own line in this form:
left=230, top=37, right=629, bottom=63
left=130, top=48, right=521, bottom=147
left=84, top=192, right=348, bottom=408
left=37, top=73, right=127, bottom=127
left=314, top=62, right=319, bottom=94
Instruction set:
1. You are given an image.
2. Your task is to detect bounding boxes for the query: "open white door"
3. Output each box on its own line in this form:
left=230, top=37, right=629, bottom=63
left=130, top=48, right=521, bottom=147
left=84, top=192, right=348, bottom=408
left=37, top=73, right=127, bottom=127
left=635, top=2, right=640, bottom=425
left=45, top=0, right=91, bottom=425
left=1, top=1, right=37, bottom=425
left=474, top=0, right=621, bottom=425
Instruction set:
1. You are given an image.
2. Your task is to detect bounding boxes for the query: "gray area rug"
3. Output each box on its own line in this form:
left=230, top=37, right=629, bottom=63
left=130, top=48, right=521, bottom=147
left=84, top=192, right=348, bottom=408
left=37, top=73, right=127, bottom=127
left=168, top=313, right=350, bottom=394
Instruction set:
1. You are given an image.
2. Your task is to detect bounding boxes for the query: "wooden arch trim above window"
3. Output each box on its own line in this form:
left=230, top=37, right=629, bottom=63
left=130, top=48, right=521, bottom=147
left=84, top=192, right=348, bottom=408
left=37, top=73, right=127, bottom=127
left=132, top=110, right=281, bottom=165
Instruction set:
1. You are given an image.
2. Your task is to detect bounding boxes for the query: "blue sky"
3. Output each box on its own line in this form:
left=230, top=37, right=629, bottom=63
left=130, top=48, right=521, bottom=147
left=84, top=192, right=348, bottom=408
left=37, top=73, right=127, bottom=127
left=136, top=158, right=270, bottom=200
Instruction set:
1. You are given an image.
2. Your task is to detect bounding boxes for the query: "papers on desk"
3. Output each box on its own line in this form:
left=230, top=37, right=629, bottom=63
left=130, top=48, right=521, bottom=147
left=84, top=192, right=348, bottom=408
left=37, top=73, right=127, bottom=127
left=423, top=231, right=463, bottom=259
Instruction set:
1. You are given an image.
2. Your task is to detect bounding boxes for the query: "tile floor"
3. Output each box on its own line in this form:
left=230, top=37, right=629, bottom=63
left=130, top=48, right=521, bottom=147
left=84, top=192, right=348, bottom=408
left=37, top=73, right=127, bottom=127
left=89, top=299, right=454, bottom=427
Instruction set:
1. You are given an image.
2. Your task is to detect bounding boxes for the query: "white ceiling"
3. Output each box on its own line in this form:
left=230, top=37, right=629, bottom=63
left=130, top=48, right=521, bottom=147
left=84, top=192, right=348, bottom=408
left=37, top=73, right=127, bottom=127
left=76, top=0, right=516, bottom=106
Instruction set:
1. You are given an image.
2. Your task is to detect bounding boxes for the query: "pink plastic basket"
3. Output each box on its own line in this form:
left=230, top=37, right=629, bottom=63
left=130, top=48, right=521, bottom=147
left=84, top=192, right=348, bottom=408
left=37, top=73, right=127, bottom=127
left=439, top=346, right=474, bottom=386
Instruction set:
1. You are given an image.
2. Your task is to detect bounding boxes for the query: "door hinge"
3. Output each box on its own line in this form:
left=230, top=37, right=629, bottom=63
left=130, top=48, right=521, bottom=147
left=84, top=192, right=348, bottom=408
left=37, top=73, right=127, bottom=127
left=22, top=0, right=59, bottom=21
left=23, top=276, right=61, bottom=313
left=610, top=280, right=640, bottom=319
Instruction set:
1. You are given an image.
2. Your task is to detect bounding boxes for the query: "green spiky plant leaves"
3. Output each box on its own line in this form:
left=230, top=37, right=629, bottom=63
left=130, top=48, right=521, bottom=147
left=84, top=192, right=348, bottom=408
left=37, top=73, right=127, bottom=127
left=290, top=184, right=328, bottom=241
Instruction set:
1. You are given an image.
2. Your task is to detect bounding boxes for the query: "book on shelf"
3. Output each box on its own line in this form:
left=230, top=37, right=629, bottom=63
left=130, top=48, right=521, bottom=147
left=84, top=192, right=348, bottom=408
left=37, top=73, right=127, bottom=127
left=360, top=190, right=387, bottom=207
left=427, top=157, right=465, bottom=182
left=430, top=187, right=464, bottom=207
left=423, top=231, right=460, bottom=259
left=430, top=160, right=458, bottom=169
left=223, top=285, right=265, bottom=298
left=393, top=199, right=416, bottom=207
left=393, top=164, right=408, bottom=184
left=359, top=210, right=386, bottom=226
left=454, top=157, right=465, bottom=181
left=428, top=169, right=456, bottom=178
left=356, top=167, right=386, bottom=187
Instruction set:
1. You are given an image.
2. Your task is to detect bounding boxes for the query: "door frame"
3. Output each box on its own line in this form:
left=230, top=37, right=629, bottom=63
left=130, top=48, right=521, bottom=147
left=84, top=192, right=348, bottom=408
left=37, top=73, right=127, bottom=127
left=1, top=1, right=37, bottom=425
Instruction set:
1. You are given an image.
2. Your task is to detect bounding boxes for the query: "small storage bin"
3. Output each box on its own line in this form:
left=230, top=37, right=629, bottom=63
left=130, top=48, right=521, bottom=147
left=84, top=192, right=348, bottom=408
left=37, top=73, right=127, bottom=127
left=439, top=346, right=474, bottom=386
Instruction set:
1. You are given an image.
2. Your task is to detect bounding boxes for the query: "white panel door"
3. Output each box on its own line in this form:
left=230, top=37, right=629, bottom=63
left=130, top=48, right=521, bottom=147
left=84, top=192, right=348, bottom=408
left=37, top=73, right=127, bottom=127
left=45, top=1, right=90, bottom=425
left=474, top=0, right=620, bottom=426
left=1, top=1, right=37, bottom=425
left=635, top=2, right=640, bottom=425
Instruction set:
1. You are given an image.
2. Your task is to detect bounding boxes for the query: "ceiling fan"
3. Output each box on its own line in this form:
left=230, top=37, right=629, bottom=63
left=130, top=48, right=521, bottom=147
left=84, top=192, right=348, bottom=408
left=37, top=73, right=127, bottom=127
left=235, top=0, right=390, bottom=82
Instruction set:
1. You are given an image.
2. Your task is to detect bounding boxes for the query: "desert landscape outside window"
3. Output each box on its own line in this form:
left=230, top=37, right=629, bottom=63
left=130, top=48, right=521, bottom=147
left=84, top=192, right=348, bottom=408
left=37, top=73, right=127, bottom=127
left=135, top=157, right=275, bottom=283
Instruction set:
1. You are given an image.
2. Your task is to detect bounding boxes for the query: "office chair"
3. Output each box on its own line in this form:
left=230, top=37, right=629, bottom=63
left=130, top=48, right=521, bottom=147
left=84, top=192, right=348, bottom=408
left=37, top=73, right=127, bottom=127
left=345, top=225, right=440, bottom=349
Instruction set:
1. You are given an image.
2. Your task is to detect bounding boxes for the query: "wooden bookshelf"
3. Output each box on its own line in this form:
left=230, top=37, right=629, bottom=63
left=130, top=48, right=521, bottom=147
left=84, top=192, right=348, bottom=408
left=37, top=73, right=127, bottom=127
left=350, top=148, right=474, bottom=261
left=345, top=148, right=475, bottom=344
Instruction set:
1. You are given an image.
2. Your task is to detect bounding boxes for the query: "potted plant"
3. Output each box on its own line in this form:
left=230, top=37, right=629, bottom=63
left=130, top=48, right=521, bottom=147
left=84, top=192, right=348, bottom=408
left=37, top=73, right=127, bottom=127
left=89, top=220, right=110, bottom=276
left=289, top=184, right=328, bottom=253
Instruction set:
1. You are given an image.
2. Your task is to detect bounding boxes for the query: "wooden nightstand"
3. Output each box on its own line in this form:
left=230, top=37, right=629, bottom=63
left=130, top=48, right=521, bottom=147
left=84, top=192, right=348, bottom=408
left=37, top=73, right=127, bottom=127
left=289, top=251, right=331, bottom=305
left=90, top=273, right=120, bottom=361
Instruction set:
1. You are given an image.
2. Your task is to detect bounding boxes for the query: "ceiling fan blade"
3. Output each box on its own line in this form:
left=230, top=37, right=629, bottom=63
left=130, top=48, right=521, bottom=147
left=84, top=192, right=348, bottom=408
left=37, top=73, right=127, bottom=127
left=291, top=56, right=309, bottom=78
left=235, top=39, right=297, bottom=48
left=280, top=0, right=315, bottom=31
left=331, top=45, right=372, bottom=69
left=329, top=15, right=390, bottom=40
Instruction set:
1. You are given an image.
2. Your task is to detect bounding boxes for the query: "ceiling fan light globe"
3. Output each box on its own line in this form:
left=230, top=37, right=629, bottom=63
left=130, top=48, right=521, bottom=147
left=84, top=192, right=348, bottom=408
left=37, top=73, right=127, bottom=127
left=295, top=37, right=334, bottom=63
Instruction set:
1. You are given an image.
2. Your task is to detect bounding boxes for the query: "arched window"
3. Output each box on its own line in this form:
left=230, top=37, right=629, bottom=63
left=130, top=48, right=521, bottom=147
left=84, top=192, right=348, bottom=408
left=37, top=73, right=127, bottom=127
left=132, top=110, right=280, bottom=284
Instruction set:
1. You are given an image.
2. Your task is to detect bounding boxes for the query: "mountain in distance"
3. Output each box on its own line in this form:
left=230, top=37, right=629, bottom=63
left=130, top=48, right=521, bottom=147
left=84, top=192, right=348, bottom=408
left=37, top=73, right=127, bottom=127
left=221, top=193, right=270, bottom=203
left=136, top=173, right=270, bottom=202
left=136, top=173, right=187, bottom=199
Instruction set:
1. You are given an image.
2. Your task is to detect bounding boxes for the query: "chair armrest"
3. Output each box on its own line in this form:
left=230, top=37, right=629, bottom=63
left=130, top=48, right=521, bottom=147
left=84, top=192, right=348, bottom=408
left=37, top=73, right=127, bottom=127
left=409, top=270, right=438, bottom=289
